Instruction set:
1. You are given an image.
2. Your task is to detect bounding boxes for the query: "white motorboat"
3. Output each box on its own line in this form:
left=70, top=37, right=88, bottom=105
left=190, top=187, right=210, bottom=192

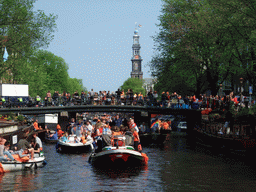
left=56, top=135, right=94, bottom=153
left=0, top=153, right=46, bottom=173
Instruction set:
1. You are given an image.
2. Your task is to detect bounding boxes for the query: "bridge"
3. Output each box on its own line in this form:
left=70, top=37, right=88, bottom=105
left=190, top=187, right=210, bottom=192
left=0, top=105, right=201, bottom=134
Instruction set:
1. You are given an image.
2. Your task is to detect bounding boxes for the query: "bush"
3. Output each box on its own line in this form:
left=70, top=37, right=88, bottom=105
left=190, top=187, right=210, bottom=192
left=7, top=116, right=12, bottom=121
left=17, top=115, right=25, bottom=122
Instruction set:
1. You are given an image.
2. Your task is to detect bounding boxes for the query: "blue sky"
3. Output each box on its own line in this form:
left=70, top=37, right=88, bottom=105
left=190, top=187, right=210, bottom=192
left=34, top=0, right=163, bottom=92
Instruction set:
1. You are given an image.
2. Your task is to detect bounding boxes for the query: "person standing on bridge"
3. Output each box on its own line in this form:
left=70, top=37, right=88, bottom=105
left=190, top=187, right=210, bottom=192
left=90, top=89, right=94, bottom=105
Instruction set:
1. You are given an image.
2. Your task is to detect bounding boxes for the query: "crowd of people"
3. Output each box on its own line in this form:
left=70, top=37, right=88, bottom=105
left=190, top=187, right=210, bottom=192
left=1, top=88, right=254, bottom=110
left=45, top=114, right=145, bottom=152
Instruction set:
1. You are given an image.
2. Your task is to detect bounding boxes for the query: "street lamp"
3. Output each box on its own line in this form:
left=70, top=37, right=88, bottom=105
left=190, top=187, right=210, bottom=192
left=240, top=77, right=243, bottom=106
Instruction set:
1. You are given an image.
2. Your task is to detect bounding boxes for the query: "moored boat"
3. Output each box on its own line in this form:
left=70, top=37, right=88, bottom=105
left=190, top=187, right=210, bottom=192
left=56, top=134, right=94, bottom=153
left=89, top=136, right=148, bottom=167
left=0, top=154, right=46, bottom=173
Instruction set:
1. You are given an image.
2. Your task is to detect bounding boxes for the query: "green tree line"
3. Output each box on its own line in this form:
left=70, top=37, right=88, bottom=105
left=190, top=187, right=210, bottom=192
left=0, top=0, right=86, bottom=97
left=150, top=0, right=256, bottom=97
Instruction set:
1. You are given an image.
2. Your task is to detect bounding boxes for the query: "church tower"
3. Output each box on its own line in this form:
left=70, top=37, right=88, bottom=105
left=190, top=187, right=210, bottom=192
left=130, top=29, right=143, bottom=79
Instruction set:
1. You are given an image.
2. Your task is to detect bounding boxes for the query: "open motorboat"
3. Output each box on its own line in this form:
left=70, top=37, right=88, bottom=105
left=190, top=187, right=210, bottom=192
left=0, top=152, right=46, bottom=173
left=56, top=134, right=94, bottom=153
left=89, top=136, right=148, bottom=167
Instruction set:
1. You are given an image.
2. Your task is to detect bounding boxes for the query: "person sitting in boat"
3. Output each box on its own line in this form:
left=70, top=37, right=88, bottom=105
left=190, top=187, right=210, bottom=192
left=111, top=126, right=123, bottom=147
left=131, top=128, right=140, bottom=151
left=0, top=137, right=16, bottom=162
left=33, top=119, right=42, bottom=131
left=31, top=138, right=40, bottom=153
left=32, top=133, right=43, bottom=151
left=94, top=126, right=103, bottom=152
left=61, top=132, right=70, bottom=143
left=102, top=124, right=112, bottom=147
left=17, top=134, right=34, bottom=160
left=76, top=120, right=83, bottom=137
left=74, top=136, right=80, bottom=143
left=86, top=131, right=93, bottom=143
left=85, top=120, right=93, bottom=133
left=57, top=127, right=65, bottom=138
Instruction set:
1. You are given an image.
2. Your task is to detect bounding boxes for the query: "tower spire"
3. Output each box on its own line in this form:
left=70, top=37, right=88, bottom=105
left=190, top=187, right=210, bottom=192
left=130, top=24, right=143, bottom=79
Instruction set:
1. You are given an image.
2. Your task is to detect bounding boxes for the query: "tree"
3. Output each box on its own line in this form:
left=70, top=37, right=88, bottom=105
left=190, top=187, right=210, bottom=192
left=0, top=0, right=57, bottom=82
left=150, top=0, right=237, bottom=96
left=208, top=0, right=256, bottom=93
left=120, top=78, right=145, bottom=95
left=17, top=50, right=86, bottom=97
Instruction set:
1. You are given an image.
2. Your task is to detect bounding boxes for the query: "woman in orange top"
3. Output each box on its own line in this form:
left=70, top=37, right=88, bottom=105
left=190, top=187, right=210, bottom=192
left=111, top=126, right=123, bottom=146
left=131, top=128, right=140, bottom=151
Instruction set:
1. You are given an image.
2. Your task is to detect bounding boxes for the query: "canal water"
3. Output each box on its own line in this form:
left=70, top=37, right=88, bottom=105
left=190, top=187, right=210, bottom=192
left=1, top=133, right=256, bottom=192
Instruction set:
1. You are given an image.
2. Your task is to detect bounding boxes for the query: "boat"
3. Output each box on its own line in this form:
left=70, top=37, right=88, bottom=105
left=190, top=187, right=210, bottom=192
left=192, top=128, right=256, bottom=156
left=56, top=134, right=94, bottom=153
left=89, top=136, right=148, bottom=167
left=0, top=153, right=46, bottom=173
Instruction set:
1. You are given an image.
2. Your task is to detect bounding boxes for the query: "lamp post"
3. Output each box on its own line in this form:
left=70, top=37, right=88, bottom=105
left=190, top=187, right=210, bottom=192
left=240, top=77, right=243, bottom=107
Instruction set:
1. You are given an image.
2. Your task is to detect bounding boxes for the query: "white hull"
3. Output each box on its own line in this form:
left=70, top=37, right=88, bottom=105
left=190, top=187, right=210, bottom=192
left=94, top=146, right=142, bottom=158
left=57, top=135, right=94, bottom=153
left=1, top=156, right=46, bottom=172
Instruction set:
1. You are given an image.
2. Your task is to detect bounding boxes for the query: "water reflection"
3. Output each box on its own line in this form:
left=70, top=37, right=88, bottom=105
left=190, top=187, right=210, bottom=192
left=0, top=169, right=43, bottom=191
left=1, top=134, right=256, bottom=191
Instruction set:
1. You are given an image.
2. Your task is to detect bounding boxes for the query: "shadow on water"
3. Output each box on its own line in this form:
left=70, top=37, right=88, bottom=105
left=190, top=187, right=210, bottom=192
left=92, top=165, right=147, bottom=179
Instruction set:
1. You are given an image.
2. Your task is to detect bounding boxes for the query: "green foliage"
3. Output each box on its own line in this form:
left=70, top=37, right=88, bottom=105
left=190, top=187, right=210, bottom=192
left=0, top=0, right=57, bottom=83
left=19, top=50, right=86, bottom=97
left=17, top=115, right=24, bottom=122
left=7, top=116, right=12, bottom=121
left=120, top=78, right=145, bottom=95
left=150, top=0, right=256, bottom=96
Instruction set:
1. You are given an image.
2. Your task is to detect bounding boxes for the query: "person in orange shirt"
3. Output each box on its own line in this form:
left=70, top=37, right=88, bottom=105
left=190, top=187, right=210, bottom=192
left=33, top=119, right=42, bottom=131
left=131, top=128, right=140, bottom=151
left=57, top=124, right=61, bottom=130
left=57, top=125, right=64, bottom=138
left=163, top=121, right=169, bottom=130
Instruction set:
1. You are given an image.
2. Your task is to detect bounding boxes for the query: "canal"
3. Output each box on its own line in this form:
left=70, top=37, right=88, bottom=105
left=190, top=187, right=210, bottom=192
left=1, top=133, right=256, bottom=191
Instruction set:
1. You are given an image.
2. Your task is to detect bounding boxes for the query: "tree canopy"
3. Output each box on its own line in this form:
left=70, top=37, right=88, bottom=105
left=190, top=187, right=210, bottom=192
left=150, top=0, right=256, bottom=96
left=0, top=0, right=57, bottom=83
left=120, top=78, right=146, bottom=95
left=19, top=50, right=86, bottom=97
